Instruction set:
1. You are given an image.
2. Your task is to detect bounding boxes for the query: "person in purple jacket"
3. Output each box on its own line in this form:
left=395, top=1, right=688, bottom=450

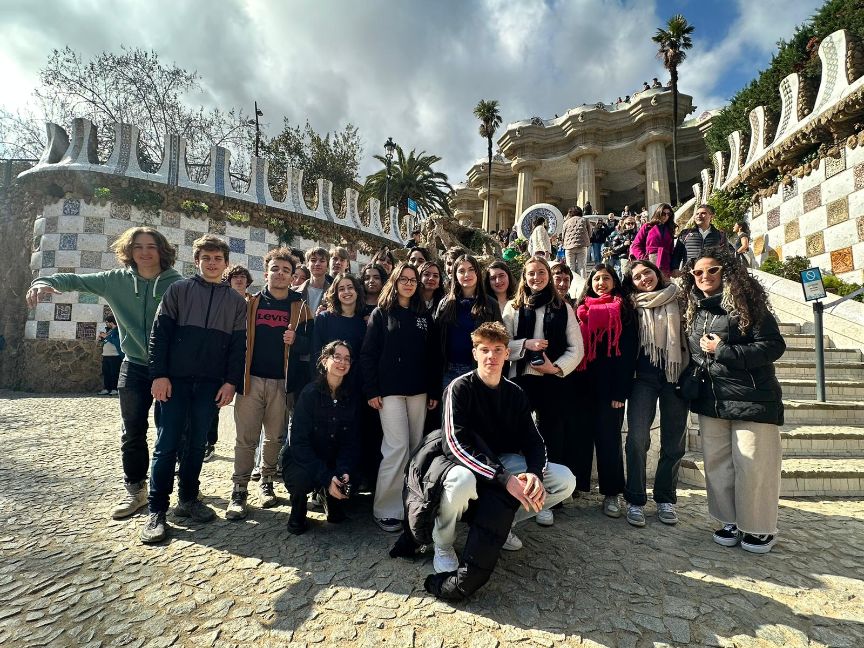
left=630, top=203, right=677, bottom=278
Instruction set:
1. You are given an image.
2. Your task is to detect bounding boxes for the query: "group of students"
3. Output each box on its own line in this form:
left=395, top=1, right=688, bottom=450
left=26, top=211, right=786, bottom=601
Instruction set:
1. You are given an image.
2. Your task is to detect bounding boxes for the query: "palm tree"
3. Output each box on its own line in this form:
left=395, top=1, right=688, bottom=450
left=652, top=14, right=694, bottom=206
left=473, top=99, right=502, bottom=222
left=362, top=145, right=453, bottom=233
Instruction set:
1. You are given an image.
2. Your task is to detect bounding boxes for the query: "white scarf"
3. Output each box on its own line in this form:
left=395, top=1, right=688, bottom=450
left=632, top=283, right=688, bottom=383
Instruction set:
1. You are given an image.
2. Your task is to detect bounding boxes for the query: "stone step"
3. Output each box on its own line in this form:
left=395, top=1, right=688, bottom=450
left=782, top=333, right=833, bottom=348
left=779, top=379, right=864, bottom=400
left=687, top=425, right=864, bottom=457
left=778, top=323, right=801, bottom=335
left=781, top=347, right=862, bottom=363
left=783, top=400, right=864, bottom=425
left=774, top=361, right=864, bottom=380
left=679, top=452, right=864, bottom=497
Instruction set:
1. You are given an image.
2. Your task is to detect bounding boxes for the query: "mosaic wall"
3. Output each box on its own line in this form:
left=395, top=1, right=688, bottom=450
left=748, top=143, right=864, bottom=283
left=26, top=199, right=318, bottom=341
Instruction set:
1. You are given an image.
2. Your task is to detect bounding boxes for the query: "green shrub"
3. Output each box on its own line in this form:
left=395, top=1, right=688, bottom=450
left=93, top=187, right=111, bottom=200
left=707, top=188, right=751, bottom=234
left=225, top=211, right=249, bottom=224
left=761, top=255, right=863, bottom=302
left=180, top=199, right=210, bottom=214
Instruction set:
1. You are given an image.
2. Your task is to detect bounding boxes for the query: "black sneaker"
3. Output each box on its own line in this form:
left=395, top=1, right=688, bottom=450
left=713, top=523, right=741, bottom=547
left=139, top=512, right=167, bottom=544
left=287, top=514, right=309, bottom=535
left=202, top=445, right=216, bottom=462
left=225, top=487, right=248, bottom=520
left=741, top=533, right=776, bottom=554
left=260, top=480, right=278, bottom=508
left=173, top=499, right=216, bottom=522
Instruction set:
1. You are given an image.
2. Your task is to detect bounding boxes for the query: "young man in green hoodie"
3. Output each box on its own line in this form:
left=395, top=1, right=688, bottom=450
left=27, top=226, right=182, bottom=519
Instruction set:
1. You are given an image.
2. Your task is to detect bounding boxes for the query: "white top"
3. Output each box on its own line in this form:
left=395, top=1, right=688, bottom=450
left=528, top=225, right=551, bottom=257
left=502, top=301, right=584, bottom=379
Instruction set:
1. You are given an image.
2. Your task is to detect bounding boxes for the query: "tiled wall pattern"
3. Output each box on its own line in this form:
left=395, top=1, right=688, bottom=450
left=26, top=199, right=318, bottom=341
left=748, top=142, right=864, bottom=284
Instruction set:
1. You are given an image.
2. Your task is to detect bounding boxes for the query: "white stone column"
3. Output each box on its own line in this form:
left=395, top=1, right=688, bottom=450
left=479, top=188, right=502, bottom=232
left=533, top=179, right=553, bottom=205
left=513, top=160, right=539, bottom=217
left=638, top=133, right=672, bottom=207
left=569, top=148, right=599, bottom=209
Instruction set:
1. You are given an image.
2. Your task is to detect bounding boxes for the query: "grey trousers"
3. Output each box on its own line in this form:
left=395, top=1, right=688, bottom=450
left=232, top=377, right=289, bottom=486
left=565, top=247, right=590, bottom=278
left=698, top=414, right=782, bottom=535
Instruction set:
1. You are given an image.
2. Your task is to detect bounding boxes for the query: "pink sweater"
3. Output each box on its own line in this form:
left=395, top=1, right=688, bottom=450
left=630, top=223, right=674, bottom=274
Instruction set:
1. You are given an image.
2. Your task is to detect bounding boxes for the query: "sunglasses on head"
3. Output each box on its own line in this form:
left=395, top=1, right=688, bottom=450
left=690, top=265, right=722, bottom=278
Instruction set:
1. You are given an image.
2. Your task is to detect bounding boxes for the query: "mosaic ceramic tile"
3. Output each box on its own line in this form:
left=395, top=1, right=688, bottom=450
left=32, top=236, right=41, bottom=252
left=753, top=236, right=765, bottom=255
left=106, top=234, right=119, bottom=250
left=44, top=217, right=58, bottom=234
left=182, top=261, right=197, bottom=277
left=826, top=198, right=848, bottom=226
left=37, top=291, right=53, bottom=303
left=751, top=198, right=763, bottom=217
left=59, top=233, right=78, bottom=251
left=110, top=203, right=131, bottom=221
left=208, top=218, right=226, bottom=235
left=76, top=322, right=97, bottom=340
left=80, top=251, right=102, bottom=268
left=854, top=163, right=864, bottom=191
left=36, top=321, right=50, bottom=339
left=42, top=250, right=55, bottom=268
left=161, top=212, right=180, bottom=228
left=782, top=181, right=798, bottom=201
left=858, top=217, right=864, bottom=242
left=249, top=227, right=266, bottom=243
left=84, top=216, right=105, bottom=233
left=268, top=243, right=278, bottom=251
left=774, top=245, right=782, bottom=261
left=784, top=219, right=800, bottom=244
left=803, top=186, right=821, bottom=213
left=27, top=308, right=35, bottom=321
left=54, top=303, right=72, bottom=321
left=185, top=230, right=204, bottom=247
left=229, top=237, right=245, bottom=254
left=825, top=149, right=846, bottom=178
left=78, top=292, right=99, bottom=304
left=63, top=199, right=81, bottom=216
left=103, top=305, right=114, bottom=320
left=32, top=269, right=40, bottom=281
left=806, top=232, right=825, bottom=256
left=767, top=208, right=781, bottom=230
left=247, top=256, right=264, bottom=271
left=830, top=247, right=854, bottom=274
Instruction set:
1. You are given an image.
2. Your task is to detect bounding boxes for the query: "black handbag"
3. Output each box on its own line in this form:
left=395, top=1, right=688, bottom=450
left=676, top=362, right=706, bottom=400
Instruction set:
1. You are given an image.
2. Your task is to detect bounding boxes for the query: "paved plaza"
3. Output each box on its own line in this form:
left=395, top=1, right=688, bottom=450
left=1, top=391, right=863, bottom=648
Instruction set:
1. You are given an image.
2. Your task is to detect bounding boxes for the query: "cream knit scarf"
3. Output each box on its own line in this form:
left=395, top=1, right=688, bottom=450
left=632, top=283, right=687, bottom=383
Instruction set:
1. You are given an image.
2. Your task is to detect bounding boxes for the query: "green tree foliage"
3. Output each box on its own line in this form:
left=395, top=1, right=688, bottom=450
left=361, top=145, right=453, bottom=221
left=473, top=99, right=502, bottom=207
left=706, top=187, right=752, bottom=233
left=0, top=46, right=252, bottom=172
left=652, top=14, right=694, bottom=206
left=705, top=0, right=864, bottom=156
left=760, top=254, right=863, bottom=301
left=261, top=120, right=362, bottom=209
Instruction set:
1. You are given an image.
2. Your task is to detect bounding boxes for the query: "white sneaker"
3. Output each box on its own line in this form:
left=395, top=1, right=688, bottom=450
left=97, top=389, right=110, bottom=396
left=502, top=530, right=523, bottom=551
left=603, top=496, right=622, bottom=518
left=535, top=509, right=554, bottom=526
left=433, top=545, right=459, bottom=573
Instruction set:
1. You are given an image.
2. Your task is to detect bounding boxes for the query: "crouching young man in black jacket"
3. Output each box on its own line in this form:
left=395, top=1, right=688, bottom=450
left=423, top=322, right=576, bottom=601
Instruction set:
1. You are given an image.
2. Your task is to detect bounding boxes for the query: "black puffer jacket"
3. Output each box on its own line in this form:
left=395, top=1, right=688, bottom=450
left=402, top=429, right=456, bottom=546
left=687, top=291, right=786, bottom=425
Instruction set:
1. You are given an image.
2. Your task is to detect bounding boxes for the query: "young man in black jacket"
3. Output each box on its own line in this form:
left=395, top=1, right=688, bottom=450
left=671, top=204, right=731, bottom=271
left=424, top=322, right=576, bottom=601
left=140, top=235, right=247, bottom=544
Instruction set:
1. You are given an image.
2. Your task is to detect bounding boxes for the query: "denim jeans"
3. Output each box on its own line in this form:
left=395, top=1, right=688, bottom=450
left=590, top=243, right=603, bottom=264
left=118, top=360, right=159, bottom=484
left=442, top=362, right=474, bottom=392
left=624, top=369, right=689, bottom=506
left=148, top=380, right=220, bottom=513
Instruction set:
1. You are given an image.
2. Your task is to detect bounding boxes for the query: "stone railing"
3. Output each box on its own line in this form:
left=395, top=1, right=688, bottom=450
left=18, top=118, right=406, bottom=247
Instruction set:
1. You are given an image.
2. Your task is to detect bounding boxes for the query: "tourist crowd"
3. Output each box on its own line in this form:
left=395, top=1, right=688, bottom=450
left=26, top=204, right=785, bottom=601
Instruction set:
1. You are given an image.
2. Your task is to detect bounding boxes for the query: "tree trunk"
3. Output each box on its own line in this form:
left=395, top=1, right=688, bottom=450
left=486, top=135, right=493, bottom=232
left=671, top=67, right=680, bottom=206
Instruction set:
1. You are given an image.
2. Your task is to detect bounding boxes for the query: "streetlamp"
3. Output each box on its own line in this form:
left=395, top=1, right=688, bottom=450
left=246, top=102, right=264, bottom=157
left=383, top=137, right=396, bottom=216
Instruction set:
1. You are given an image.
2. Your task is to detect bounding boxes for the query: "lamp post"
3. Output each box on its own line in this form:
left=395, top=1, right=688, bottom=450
left=384, top=137, right=396, bottom=217
left=253, top=102, right=263, bottom=157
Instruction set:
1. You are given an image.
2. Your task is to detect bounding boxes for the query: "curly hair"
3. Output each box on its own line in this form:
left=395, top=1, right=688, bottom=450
left=680, top=247, right=771, bottom=334
left=111, top=226, right=176, bottom=271
left=322, top=273, right=365, bottom=316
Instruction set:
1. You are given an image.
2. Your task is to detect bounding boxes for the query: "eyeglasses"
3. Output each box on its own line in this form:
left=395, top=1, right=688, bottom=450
left=690, top=265, right=722, bottom=278
left=398, top=277, right=418, bottom=286
left=331, top=354, right=351, bottom=364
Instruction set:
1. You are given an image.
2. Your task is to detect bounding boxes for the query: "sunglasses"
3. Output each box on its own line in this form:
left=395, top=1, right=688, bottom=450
left=690, top=265, right=722, bottom=278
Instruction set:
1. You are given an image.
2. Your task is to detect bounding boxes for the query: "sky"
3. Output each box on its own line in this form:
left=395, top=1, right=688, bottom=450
left=0, top=0, right=824, bottom=184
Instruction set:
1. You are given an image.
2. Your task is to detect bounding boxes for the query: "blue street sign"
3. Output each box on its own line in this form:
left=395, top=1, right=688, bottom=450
left=407, top=198, right=418, bottom=214
left=800, top=267, right=827, bottom=302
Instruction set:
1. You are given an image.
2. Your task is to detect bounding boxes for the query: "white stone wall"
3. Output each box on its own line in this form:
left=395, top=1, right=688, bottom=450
left=749, top=142, right=864, bottom=283
left=26, top=198, right=324, bottom=341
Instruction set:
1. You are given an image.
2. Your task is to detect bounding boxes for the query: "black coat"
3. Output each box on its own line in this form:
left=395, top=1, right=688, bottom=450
left=433, top=295, right=503, bottom=373
left=280, top=381, right=360, bottom=488
left=686, top=291, right=786, bottom=425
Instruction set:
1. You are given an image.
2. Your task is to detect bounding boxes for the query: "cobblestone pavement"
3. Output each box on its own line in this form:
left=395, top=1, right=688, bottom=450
left=1, top=392, right=863, bottom=648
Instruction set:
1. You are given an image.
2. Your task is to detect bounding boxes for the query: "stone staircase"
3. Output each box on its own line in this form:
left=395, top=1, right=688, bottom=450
left=680, top=321, right=864, bottom=497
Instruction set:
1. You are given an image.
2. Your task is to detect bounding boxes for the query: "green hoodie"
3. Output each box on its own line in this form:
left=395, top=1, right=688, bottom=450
left=32, top=267, right=183, bottom=366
